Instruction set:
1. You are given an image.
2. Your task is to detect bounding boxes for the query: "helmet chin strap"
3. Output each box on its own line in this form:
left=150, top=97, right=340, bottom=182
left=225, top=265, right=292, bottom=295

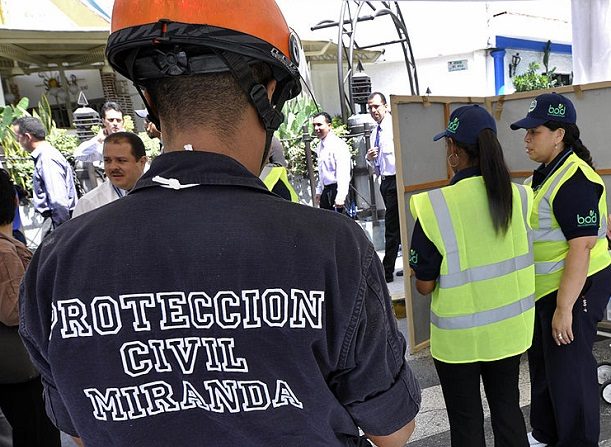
left=126, top=46, right=289, bottom=169
left=135, top=85, right=161, bottom=131
left=214, top=50, right=289, bottom=172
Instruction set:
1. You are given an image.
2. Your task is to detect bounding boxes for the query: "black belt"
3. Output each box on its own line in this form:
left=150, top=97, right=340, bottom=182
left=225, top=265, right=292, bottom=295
left=381, top=174, right=395, bottom=181
left=323, top=183, right=337, bottom=188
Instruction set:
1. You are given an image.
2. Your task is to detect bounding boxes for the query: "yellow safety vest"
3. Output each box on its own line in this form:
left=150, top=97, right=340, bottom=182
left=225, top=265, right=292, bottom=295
left=410, top=177, right=535, bottom=363
left=526, top=152, right=611, bottom=299
left=260, top=165, right=299, bottom=203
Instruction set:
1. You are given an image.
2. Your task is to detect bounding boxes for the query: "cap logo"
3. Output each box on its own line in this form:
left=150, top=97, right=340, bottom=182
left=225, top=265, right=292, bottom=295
left=548, top=103, right=566, bottom=118
left=528, top=99, right=537, bottom=113
left=447, top=117, right=460, bottom=133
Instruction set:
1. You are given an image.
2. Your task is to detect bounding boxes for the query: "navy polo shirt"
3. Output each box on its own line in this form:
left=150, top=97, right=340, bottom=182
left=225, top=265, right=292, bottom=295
left=531, top=148, right=602, bottom=240
left=410, top=166, right=480, bottom=281
left=19, top=151, right=420, bottom=446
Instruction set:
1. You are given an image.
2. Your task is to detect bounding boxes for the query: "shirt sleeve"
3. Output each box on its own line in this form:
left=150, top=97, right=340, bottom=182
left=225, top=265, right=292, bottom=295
left=329, top=249, right=421, bottom=436
left=315, top=146, right=323, bottom=196
left=553, top=169, right=603, bottom=240
left=410, top=219, right=442, bottom=281
left=0, top=244, right=25, bottom=326
left=334, top=141, right=352, bottom=206
left=72, top=194, right=93, bottom=218
left=74, top=137, right=103, bottom=163
left=40, top=157, right=72, bottom=227
left=19, top=255, right=78, bottom=436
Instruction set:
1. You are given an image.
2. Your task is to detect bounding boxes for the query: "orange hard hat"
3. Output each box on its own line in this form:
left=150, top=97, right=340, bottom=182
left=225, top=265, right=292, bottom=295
left=106, top=0, right=302, bottom=130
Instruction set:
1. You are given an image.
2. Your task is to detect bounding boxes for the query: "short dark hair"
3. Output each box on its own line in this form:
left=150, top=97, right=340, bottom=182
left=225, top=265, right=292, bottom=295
left=368, top=92, right=387, bottom=105
left=15, top=116, right=46, bottom=141
left=0, top=169, right=15, bottom=226
left=104, top=131, right=146, bottom=159
left=101, top=101, right=123, bottom=120
left=146, top=72, right=246, bottom=140
left=313, top=112, right=332, bottom=124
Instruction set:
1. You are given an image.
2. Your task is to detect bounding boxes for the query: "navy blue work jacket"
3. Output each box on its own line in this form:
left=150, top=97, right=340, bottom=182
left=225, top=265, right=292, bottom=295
left=20, top=150, right=420, bottom=446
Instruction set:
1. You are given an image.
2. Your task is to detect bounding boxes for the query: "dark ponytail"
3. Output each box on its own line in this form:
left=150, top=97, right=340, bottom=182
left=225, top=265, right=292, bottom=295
left=544, top=122, right=593, bottom=168
left=455, top=129, right=513, bottom=235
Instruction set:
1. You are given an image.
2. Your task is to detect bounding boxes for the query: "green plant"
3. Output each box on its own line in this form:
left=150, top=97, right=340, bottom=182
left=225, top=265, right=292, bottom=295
left=0, top=97, right=31, bottom=192
left=513, top=62, right=557, bottom=92
left=1, top=95, right=82, bottom=194
left=276, top=95, right=319, bottom=177
left=277, top=96, right=355, bottom=177
left=138, top=132, right=162, bottom=160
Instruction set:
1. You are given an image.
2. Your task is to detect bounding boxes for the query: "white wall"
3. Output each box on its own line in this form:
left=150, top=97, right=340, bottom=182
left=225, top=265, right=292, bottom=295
left=12, top=69, right=105, bottom=107
left=502, top=49, right=573, bottom=94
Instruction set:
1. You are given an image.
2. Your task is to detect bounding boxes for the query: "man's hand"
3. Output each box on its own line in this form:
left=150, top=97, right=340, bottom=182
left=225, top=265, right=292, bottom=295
left=96, top=128, right=106, bottom=144
left=315, top=194, right=321, bottom=206
left=367, top=419, right=415, bottom=447
left=366, top=147, right=378, bottom=161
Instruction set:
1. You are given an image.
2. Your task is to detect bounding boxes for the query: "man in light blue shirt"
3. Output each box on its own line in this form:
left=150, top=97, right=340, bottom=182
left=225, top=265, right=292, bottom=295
left=14, top=117, right=76, bottom=233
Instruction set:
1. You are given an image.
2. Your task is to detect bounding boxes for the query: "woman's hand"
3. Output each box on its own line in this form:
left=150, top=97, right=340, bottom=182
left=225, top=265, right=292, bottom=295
left=551, top=306, right=574, bottom=346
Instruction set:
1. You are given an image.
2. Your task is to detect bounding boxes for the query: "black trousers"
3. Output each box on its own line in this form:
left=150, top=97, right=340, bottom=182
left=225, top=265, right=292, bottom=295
left=320, top=183, right=341, bottom=211
left=528, top=265, right=611, bottom=447
left=380, top=176, right=400, bottom=279
left=0, top=377, right=61, bottom=447
left=434, top=354, right=528, bottom=447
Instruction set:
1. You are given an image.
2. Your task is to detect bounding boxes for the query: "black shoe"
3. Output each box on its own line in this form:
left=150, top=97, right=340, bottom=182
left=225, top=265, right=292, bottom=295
left=385, top=274, right=394, bottom=283
left=396, top=270, right=404, bottom=277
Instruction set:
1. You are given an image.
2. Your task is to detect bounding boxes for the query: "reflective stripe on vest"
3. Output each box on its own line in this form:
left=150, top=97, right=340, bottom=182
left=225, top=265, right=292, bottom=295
left=531, top=153, right=611, bottom=297
left=261, top=165, right=299, bottom=202
left=429, top=185, right=533, bottom=290
left=431, top=294, right=535, bottom=330
left=410, top=178, right=535, bottom=363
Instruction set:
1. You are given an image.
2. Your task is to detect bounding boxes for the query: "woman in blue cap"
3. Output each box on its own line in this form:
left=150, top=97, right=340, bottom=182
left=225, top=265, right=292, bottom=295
left=410, top=105, right=534, bottom=447
left=511, top=92, right=611, bottom=447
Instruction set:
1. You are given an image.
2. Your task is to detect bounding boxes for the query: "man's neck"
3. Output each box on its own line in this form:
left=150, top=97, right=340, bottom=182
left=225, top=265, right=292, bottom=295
left=161, top=112, right=266, bottom=175
left=30, top=139, right=47, bottom=151
left=0, top=224, right=13, bottom=238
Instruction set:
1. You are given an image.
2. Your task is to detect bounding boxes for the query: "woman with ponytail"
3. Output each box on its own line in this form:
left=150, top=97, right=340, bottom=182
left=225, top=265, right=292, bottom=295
left=511, top=93, right=611, bottom=447
left=410, top=105, right=534, bottom=447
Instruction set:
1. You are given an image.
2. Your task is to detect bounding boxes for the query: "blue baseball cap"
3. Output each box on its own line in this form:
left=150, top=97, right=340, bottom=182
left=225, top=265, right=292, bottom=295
left=510, top=92, right=576, bottom=130
left=433, top=105, right=497, bottom=145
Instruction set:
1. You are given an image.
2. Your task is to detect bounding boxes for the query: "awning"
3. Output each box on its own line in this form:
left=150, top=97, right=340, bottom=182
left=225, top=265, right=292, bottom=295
left=303, top=40, right=383, bottom=64
left=0, top=28, right=109, bottom=76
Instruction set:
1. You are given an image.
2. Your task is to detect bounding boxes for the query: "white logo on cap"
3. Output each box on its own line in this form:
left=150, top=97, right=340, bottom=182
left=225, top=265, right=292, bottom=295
left=528, top=99, right=537, bottom=113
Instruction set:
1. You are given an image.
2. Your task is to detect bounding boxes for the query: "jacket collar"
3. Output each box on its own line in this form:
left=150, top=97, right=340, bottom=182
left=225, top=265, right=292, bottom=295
left=131, top=151, right=274, bottom=196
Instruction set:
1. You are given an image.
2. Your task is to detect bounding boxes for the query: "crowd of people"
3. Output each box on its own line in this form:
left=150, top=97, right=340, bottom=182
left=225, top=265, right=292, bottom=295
left=0, top=1, right=609, bottom=446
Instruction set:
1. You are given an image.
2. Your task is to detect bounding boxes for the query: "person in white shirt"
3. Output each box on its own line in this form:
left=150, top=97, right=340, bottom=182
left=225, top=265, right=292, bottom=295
left=313, top=112, right=352, bottom=211
left=366, top=92, right=401, bottom=283
left=74, top=101, right=125, bottom=163
left=72, top=132, right=147, bottom=217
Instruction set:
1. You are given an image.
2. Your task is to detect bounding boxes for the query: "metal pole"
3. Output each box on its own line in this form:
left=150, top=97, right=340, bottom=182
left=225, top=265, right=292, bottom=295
left=363, top=122, right=378, bottom=225
left=302, top=124, right=317, bottom=204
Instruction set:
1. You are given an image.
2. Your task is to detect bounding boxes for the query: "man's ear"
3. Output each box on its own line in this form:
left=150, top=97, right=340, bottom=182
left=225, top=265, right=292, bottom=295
left=142, top=90, right=158, bottom=118
left=266, top=79, right=277, bottom=102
